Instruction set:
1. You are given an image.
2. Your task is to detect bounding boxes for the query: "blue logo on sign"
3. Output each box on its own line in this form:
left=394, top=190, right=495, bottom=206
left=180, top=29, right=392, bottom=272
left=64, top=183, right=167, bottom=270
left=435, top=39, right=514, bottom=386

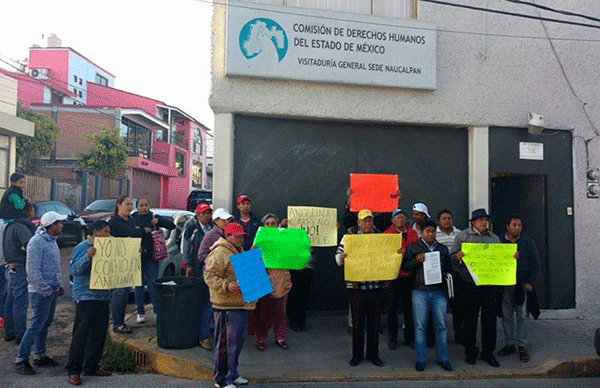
left=239, top=18, right=288, bottom=62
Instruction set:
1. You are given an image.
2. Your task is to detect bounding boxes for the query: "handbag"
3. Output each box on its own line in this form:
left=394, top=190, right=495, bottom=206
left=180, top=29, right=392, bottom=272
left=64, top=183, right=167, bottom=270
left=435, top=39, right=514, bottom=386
left=151, top=221, right=168, bottom=261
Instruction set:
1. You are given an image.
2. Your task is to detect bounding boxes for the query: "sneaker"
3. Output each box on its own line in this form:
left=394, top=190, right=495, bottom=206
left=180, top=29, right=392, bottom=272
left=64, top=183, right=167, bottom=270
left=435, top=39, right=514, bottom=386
left=200, top=339, right=213, bottom=350
left=14, top=360, right=35, bottom=375
left=233, top=376, right=249, bottom=385
left=497, top=344, right=516, bottom=357
left=415, top=362, right=426, bottom=371
left=136, top=314, right=146, bottom=324
left=214, top=384, right=236, bottom=388
left=33, top=356, right=59, bottom=367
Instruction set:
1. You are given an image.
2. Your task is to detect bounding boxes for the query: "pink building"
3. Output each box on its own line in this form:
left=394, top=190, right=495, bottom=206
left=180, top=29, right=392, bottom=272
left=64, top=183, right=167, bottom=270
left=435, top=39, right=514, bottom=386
left=1, top=38, right=209, bottom=209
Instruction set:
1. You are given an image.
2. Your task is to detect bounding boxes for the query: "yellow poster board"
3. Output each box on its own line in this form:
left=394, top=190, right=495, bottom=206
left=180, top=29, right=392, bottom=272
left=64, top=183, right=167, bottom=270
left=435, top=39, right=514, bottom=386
left=461, top=243, right=517, bottom=286
left=90, top=237, right=142, bottom=290
left=344, top=234, right=402, bottom=282
left=287, top=206, right=338, bottom=247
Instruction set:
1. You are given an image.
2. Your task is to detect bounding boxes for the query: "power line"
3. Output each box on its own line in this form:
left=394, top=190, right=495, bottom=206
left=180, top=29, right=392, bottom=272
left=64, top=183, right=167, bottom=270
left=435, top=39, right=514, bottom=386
left=418, top=0, right=600, bottom=29
left=503, top=0, right=600, bottom=24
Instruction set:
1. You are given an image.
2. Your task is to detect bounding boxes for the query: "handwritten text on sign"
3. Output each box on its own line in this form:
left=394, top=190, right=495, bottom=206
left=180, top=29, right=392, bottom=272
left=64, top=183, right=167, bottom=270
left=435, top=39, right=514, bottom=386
left=344, top=234, right=402, bottom=282
left=229, top=248, right=273, bottom=302
left=90, top=237, right=142, bottom=290
left=287, top=206, right=337, bottom=247
left=461, top=243, right=517, bottom=286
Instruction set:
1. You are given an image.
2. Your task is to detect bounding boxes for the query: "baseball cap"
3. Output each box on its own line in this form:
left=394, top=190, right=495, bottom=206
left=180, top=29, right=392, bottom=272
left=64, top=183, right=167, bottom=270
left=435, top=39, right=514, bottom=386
left=40, top=211, right=68, bottom=227
left=195, top=203, right=212, bottom=214
left=412, top=203, right=430, bottom=218
left=237, top=195, right=251, bottom=204
left=212, top=208, right=233, bottom=221
left=357, top=209, right=374, bottom=220
left=391, top=208, right=408, bottom=218
left=224, top=222, right=246, bottom=236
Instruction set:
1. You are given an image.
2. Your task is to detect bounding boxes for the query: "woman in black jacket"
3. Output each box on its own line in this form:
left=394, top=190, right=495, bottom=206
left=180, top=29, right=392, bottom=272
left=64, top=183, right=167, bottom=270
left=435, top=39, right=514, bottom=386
left=131, top=198, right=175, bottom=322
left=108, top=196, right=143, bottom=334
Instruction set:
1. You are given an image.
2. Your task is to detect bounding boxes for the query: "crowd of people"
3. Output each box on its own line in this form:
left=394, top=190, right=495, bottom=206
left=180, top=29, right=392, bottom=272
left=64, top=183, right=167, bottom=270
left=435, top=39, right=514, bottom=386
left=0, top=172, right=542, bottom=388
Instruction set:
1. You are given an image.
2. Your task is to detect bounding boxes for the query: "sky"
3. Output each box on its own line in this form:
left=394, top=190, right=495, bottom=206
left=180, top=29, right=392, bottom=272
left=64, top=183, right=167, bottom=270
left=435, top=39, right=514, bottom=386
left=0, top=0, right=214, bottom=129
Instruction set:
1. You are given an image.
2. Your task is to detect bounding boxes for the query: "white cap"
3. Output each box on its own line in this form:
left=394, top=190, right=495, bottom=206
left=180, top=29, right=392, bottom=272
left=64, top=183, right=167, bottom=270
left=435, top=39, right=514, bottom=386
left=40, top=211, right=68, bottom=227
left=212, top=208, right=233, bottom=221
left=412, top=203, right=430, bottom=218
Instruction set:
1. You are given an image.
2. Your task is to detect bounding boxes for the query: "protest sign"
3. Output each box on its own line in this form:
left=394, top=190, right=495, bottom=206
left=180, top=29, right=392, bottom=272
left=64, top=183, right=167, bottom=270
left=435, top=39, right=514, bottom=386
left=461, top=243, right=517, bottom=286
left=344, top=234, right=402, bottom=282
left=253, top=227, right=311, bottom=269
left=90, top=237, right=142, bottom=290
left=349, top=173, right=399, bottom=212
left=229, top=248, right=272, bottom=302
left=287, top=206, right=337, bottom=247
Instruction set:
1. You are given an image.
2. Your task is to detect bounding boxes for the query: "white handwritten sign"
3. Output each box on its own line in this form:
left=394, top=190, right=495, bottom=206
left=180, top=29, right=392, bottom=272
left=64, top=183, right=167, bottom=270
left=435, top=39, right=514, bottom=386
left=287, top=206, right=337, bottom=247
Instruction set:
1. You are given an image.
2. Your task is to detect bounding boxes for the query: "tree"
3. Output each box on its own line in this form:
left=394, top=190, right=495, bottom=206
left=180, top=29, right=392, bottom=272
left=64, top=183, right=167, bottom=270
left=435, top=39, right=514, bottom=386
left=79, top=126, right=130, bottom=178
left=16, top=104, right=60, bottom=173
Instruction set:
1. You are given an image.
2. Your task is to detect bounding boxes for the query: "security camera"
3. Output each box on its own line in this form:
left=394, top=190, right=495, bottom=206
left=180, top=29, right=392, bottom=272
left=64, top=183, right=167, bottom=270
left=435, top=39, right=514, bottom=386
left=527, top=112, right=544, bottom=135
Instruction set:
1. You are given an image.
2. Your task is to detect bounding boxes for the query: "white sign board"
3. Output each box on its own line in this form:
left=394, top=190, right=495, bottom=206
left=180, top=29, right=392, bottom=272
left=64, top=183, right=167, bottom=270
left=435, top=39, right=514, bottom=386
left=519, top=142, right=544, bottom=161
left=226, top=1, right=437, bottom=90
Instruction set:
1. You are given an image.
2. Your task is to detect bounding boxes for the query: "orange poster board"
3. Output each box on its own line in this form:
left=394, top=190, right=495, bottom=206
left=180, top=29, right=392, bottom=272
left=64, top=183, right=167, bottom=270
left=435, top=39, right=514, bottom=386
left=350, top=173, right=399, bottom=212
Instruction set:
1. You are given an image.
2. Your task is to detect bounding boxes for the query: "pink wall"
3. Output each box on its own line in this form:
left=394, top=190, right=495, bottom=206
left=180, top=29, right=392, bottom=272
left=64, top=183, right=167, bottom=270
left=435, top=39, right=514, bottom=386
left=29, top=50, right=70, bottom=94
left=87, top=83, right=162, bottom=117
left=0, top=69, right=45, bottom=107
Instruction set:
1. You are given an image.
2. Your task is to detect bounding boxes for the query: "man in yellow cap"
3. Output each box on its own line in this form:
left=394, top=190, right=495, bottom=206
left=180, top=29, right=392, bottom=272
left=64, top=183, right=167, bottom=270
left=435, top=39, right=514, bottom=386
left=335, top=209, right=385, bottom=367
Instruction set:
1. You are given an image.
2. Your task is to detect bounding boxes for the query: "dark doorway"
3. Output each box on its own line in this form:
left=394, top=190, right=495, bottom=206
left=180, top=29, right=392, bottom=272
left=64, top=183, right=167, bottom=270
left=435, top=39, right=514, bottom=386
left=491, top=174, right=549, bottom=308
left=489, top=126, right=574, bottom=309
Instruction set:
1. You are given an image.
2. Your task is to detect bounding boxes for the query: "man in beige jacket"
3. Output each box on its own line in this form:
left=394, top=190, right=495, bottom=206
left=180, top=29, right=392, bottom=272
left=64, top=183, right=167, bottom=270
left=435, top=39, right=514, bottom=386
left=204, top=222, right=255, bottom=388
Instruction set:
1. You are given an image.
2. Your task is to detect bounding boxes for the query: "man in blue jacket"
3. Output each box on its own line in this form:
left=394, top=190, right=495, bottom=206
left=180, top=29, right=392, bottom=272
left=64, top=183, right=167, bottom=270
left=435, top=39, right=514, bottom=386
left=66, top=220, right=113, bottom=386
left=14, top=211, right=66, bottom=375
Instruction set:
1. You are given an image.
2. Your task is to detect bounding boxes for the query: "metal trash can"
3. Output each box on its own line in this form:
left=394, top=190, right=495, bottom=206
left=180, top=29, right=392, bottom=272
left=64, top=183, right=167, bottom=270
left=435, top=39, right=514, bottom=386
left=153, top=276, right=205, bottom=349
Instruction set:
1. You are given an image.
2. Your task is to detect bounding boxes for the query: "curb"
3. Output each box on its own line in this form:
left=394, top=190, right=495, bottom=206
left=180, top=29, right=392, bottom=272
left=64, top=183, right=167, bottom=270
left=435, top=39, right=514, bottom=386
left=112, top=328, right=600, bottom=382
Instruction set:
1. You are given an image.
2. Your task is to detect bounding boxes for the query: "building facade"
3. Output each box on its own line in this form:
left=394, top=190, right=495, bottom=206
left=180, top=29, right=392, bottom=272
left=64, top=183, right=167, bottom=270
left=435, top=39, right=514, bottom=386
left=0, top=73, right=34, bottom=195
left=210, top=1, right=600, bottom=317
left=1, top=38, right=210, bottom=208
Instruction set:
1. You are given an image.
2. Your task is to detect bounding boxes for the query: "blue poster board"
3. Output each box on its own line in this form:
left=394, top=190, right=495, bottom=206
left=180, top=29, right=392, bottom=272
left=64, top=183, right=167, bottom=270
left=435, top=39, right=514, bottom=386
left=229, top=248, right=272, bottom=302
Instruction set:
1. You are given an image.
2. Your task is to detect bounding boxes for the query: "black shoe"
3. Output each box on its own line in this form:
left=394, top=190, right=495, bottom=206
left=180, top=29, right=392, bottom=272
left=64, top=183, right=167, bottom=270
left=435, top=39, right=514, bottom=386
left=299, top=322, right=308, bottom=332
left=438, top=361, right=453, bottom=371
left=14, top=360, right=35, bottom=375
left=415, top=362, right=426, bottom=371
left=426, top=342, right=435, bottom=349
left=466, top=347, right=479, bottom=365
left=33, top=356, right=59, bottom=367
left=388, top=340, right=397, bottom=350
left=404, top=341, right=414, bottom=349
left=466, top=355, right=477, bottom=365
left=347, top=327, right=353, bottom=335
left=349, top=357, right=362, bottom=367
left=366, top=357, right=384, bottom=367
left=4, top=335, right=15, bottom=342
left=497, top=344, right=516, bottom=357
left=481, top=353, right=500, bottom=367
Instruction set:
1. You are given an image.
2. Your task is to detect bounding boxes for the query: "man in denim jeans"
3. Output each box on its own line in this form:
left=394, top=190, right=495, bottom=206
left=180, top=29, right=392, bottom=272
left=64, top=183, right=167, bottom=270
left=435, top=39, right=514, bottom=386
left=3, top=202, right=36, bottom=343
left=14, top=211, right=65, bottom=375
left=402, top=220, right=453, bottom=372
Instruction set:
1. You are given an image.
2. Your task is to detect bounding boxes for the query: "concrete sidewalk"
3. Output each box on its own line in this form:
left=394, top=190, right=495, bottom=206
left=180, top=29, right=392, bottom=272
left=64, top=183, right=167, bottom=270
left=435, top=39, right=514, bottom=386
left=113, top=310, right=600, bottom=382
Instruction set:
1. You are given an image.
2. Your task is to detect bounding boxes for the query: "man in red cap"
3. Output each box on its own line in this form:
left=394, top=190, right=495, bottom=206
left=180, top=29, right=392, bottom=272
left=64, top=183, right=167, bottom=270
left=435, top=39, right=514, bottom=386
left=182, top=203, right=214, bottom=349
left=204, top=222, right=255, bottom=388
left=233, top=195, right=262, bottom=251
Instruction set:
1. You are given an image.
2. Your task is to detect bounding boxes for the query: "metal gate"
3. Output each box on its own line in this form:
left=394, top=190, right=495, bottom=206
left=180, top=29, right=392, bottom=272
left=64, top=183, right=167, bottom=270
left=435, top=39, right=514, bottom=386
left=131, top=169, right=161, bottom=208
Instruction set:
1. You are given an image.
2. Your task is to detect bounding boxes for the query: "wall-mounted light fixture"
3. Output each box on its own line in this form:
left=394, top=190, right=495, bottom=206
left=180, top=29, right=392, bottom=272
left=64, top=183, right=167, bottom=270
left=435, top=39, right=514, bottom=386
left=587, top=168, right=599, bottom=198
left=527, top=112, right=545, bottom=135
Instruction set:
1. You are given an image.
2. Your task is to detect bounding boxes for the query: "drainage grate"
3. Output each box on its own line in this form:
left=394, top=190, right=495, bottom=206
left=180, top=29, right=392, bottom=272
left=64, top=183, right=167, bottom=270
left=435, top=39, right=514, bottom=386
left=131, top=349, right=149, bottom=367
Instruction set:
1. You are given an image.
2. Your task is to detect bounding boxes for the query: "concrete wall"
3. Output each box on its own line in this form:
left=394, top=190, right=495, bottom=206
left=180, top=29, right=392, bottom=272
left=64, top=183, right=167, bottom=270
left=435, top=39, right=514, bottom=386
left=210, top=1, right=600, bottom=317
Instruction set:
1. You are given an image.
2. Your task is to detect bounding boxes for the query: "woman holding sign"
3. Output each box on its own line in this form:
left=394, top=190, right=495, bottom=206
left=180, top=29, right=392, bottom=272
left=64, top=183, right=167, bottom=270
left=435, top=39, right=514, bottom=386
left=253, top=214, right=292, bottom=351
left=108, top=196, right=144, bottom=334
